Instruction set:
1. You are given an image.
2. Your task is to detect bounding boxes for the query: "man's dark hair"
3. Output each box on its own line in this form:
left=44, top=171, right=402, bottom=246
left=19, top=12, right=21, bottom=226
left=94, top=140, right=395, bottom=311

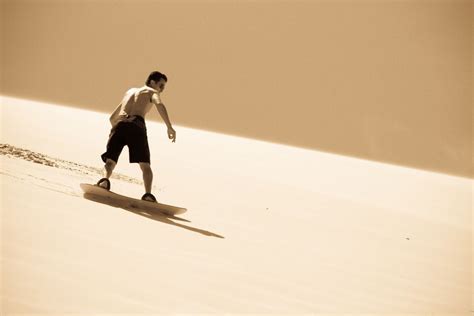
left=146, top=71, right=168, bottom=85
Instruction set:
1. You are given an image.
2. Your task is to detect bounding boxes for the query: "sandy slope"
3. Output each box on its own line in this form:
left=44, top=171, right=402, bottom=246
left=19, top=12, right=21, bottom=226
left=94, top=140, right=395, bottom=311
left=1, top=97, right=472, bottom=315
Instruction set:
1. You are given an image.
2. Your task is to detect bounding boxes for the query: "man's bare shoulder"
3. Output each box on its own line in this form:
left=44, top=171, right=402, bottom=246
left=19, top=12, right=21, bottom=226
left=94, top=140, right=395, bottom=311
left=151, top=91, right=163, bottom=105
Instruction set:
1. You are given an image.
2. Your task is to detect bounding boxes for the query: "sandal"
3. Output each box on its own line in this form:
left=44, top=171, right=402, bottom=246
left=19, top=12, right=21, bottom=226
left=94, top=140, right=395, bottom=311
left=141, top=193, right=157, bottom=203
left=96, top=178, right=111, bottom=191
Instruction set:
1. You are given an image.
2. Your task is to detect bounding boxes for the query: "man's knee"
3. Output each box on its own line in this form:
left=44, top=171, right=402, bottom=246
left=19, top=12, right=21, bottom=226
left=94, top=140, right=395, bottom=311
left=139, top=162, right=152, bottom=172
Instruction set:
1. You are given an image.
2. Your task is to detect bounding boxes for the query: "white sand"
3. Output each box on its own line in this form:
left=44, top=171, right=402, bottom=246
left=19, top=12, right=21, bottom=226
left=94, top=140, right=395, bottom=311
left=0, top=96, right=472, bottom=315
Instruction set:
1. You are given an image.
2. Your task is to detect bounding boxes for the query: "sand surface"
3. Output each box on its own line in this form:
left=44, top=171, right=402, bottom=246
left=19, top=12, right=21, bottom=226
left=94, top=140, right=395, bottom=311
left=1, top=97, right=472, bottom=315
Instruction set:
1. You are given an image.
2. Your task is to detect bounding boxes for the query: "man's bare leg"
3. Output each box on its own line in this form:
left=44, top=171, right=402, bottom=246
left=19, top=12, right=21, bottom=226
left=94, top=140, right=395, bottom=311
left=104, top=159, right=117, bottom=178
left=139, top=162, right=153, bottom=194
left=97, top=158, right=116, bottom=189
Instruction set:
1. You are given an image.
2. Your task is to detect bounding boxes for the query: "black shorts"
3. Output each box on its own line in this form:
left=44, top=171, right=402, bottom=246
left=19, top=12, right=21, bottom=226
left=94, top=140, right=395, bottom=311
left=101, top=115, right=151, bottom=164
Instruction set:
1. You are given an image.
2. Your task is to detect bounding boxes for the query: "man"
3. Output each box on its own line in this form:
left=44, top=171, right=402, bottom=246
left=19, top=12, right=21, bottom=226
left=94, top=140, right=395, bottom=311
left=97, top=71, right=176, bottom=202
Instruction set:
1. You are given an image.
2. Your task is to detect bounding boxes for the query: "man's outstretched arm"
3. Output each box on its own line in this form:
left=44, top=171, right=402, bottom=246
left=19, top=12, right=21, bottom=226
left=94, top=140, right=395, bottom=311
left=152, top=93, right=176, bottom=142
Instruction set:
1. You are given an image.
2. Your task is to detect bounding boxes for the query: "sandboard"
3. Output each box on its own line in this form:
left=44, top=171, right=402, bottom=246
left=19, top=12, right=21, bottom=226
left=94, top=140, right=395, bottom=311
left=80, top=183, right=187, bottom=216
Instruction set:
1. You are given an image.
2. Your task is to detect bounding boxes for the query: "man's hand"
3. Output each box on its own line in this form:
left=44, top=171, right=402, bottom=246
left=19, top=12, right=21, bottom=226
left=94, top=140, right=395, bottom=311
left=168, top=127, right=176, bottom=143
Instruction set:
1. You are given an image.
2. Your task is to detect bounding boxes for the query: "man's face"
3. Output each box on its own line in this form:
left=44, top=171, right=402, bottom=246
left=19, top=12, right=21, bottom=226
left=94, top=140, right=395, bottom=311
left=153, top=79, right=167, bottom=93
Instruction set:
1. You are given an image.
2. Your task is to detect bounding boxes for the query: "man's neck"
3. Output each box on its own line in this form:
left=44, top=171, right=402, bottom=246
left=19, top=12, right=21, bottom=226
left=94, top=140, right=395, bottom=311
left=144, top=84, right=158, bottom=92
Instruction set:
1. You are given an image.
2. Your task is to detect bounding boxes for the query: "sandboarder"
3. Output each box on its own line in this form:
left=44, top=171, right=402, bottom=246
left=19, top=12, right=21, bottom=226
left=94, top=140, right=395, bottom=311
left=97, top=71, right=176, bottom=202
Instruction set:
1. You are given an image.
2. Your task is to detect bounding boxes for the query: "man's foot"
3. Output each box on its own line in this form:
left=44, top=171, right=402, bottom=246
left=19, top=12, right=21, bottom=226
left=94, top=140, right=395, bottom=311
left=96, top=178, right=111, bottom=190
left=141, top=193, right=157, bottom=203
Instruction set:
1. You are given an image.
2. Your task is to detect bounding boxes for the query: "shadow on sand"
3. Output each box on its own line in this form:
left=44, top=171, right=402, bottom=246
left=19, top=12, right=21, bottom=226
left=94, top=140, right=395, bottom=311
left=83, top=193, right=224, bottom=239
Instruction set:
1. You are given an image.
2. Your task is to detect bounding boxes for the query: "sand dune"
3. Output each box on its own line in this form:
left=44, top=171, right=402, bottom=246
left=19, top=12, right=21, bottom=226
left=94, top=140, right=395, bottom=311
left=1, top=97, right=472, bottom=314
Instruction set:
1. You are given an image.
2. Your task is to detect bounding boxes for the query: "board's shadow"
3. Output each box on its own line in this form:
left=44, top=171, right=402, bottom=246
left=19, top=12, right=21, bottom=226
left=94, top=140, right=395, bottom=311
left=83, top=193, right=224, bottom=239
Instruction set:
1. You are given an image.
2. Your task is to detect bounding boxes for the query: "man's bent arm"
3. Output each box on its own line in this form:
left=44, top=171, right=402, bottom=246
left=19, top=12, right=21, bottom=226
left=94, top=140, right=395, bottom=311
left=109, top=103, right=122, bottom=126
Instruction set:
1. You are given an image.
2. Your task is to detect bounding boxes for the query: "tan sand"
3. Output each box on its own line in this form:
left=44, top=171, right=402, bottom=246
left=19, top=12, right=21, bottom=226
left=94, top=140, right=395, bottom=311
left=0, top=97, right=472, bottom=314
